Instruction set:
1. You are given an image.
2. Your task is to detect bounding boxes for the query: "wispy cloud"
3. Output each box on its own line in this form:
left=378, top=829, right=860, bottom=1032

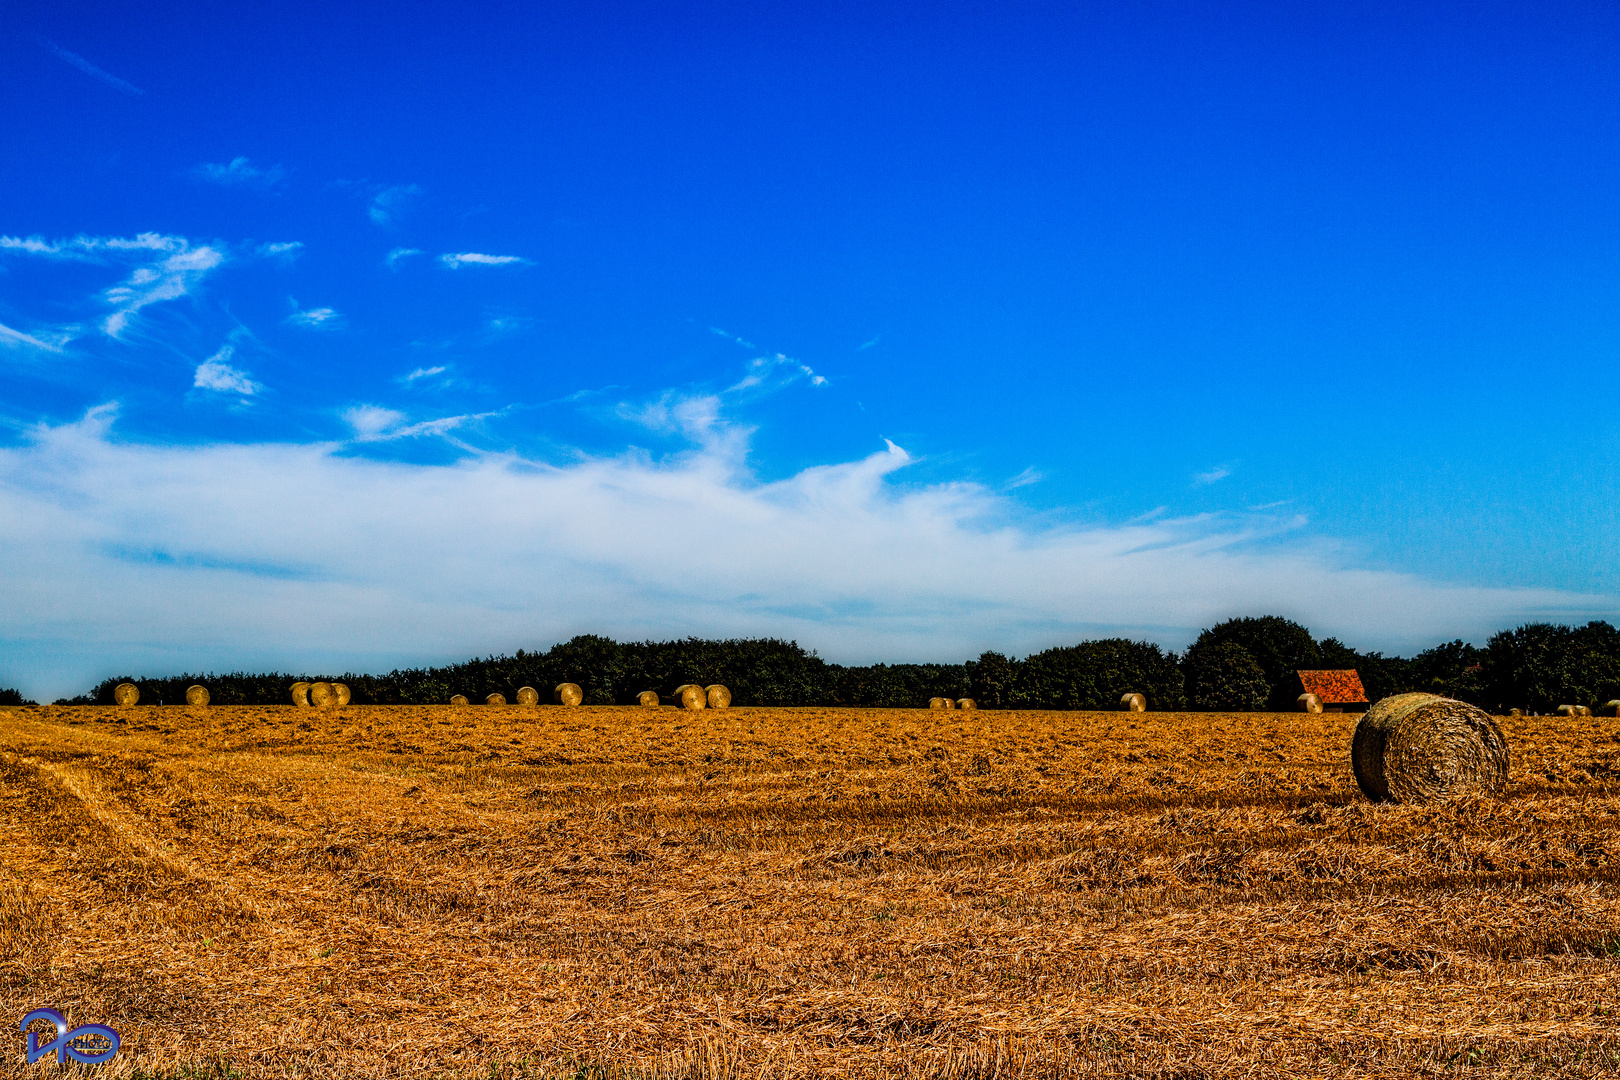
left=193, top=346, right=261, bottom=396
left=385, top=247, right=423, bottom=269
left=438, top=252, right=530, bottom=268
left=0, top=322, right=70, bottom=353
left=403, top=366, right=447, bottom=383
left=256, top=241, right=303, bottom=261
left=286, top=302, right=342, bottom=329
left=40, top=38, right=143, bottom=95
left=193, top=157, right=286, bottom=189
left=1, top=232, right=226, bottom=337
left=2, top=403, right=1610, bottom=700
left=1006, top=467, right=1043, bottom=490
left=369, top=185, right=423, bottom=226
left=857, top=336, right=881, bottom=351
left=342, top=404, right=493, bottom=443
left=1194, top=465, right=1233, bottom=486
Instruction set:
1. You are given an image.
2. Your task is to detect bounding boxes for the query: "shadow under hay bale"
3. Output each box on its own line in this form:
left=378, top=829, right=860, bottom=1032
left=334, top=683, right=351, bottom=706
left=113, top=682, right=139, bottom=706
left=706, top=684, right=731, bottom=709
left=1120, top=693, right=1145, bottom=713
left=515, top=686, right=540, bottom=706
left=289, top=682, right=310, bottom=707
left=679, top=685, right=706, bottom=710
left=185, top=684, right=210, bottom=707
left=1298, top=692, right=1323, bottom=714
left=554, top=683, right=582, bottom=706
left=309, top=682, right=334, bottom=708
left=1352, top=692, right=1509, bottom=804
left=638, top=690, right=659, bottom=707
left=449, top=694, right=469, bottom=705
left=486, top=692, right=507, bottom=706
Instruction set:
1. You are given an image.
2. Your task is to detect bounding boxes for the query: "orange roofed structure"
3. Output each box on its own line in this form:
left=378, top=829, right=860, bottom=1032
left=1297, top=670, right=1369, bottom=712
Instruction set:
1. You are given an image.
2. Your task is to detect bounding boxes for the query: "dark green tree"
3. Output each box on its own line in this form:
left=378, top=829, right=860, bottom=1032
left=0, top=686, right=34, bottom=706
left=1014, top=639, right=1185, bottom=710
left=966, top=651, right=1019, bottom=708
left=1185, top=641, right=1269, bottom=711
left=1183, top=616, right=1321, bottom=710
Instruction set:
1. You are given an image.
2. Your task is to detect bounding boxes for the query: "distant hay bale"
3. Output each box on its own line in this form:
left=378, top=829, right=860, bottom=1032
left=289, top=682, right=311, bottom=707
left=638, top=690, right=660, bottom=707
left=334, top=683, right=351, bottom=706
left=309, top=682, right=334, bottom=708
left=957, top=698, right=978, bottom=711
left=1352, top=692, right=1509, bottom=805
left=706, top=685, right=732, bottom=709
left=674, top=683, right=698, bottom=698
left=1508, top=708, right=1524, bottom=717
left=1607, top=700, right=1620, bottom=717
left=1577, top=705, right=1593, bottom=717
left=113, top=682, right=139, bottom=706
left=486, top=693, right=507, bottom=706
left=1557, top=704, right=1577, bottom=717
left=450, top=694, right=469, bottom=706
left=928, top=697, right=948, bottom=710
left=1120, top=693, right=1146, bottom=713
left=679, top=685, right=706, bottom=710
left=1298, top=692, right=1323, bottom=714
left=554, top=683, right=583, bottom=706
left=516, top=686, right=540, bottom=706
left=185, top=684, right=210, bottom=707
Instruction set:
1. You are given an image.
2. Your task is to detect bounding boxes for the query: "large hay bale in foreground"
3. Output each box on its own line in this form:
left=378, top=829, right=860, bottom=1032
left=638, top=690, right=660, bottom=707
left=515, top=686, right=540, bottom=706
left=449, top=694, right=469, bottom=706
left=113, top=682, right=140, bottom=706
left=334, top=683, right=351, bottom=706
left=289, top=682, right=311, bottom=707
left=486, top=692, right=507, bottom=706
left=1120, top=693, right=1145, bottom=713
left=309, top=682, right=334, bottom=707
left=706, top=685, right=731, bottom=709
left=679, top=685, right=706, bottom=710
left=1298, top=692, right=1323, bottom=714
left=185, top=684, right=210, bottom=707
left=554, top=683, right=583, bottom=706
left=957, top=698, right=978, bottom=711
left=1351, top=693, right=1509, bottom=804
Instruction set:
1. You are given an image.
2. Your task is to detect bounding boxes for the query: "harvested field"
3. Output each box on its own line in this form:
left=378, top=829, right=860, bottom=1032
left=2, top=705, right=1619, bottom=1078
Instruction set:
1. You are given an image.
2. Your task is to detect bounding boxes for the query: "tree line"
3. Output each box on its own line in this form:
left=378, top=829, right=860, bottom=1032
left=12, top=617, right=1620, bottom=713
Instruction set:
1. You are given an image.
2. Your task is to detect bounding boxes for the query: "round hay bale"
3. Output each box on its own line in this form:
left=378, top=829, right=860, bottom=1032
left=486, top=693, right=507, bottom=706
left=450, top=694, right=469, bottom=706
left=1120, top=693, right=1146, bottom=713
left=309, top=682, right=334, bottom=708
left=1508, top=708, right=1524, bottom=717
left=185, top=684, right=210, bottom=707
left=706, top=684, right=732, bottom=709
left=1557, top=704, right=1577, bottom=717
left=1351, top=692, right=1509, bottom=804
left=113, top=682, right=140, bottom=706
left=928, top=697, right=947, bottom=709
left=554, top=683, right=583, bottom=707
left=516, top=686, right=540, bottom=706
left=638, top=690, right=660, bottom=707
left=679, top=685, right=706, bottom=710
left=1607, top=700, right=1620, bottom=717
left=957, top=698, right=978, bottom=711
left=333, top=683, right=351, bottom=706
left=673, top=683, right=698, bottom=698
left=289, top=682, right=311, bottom=707
left=1577, top=704, right=1593, bottom=717
left=1298, top=692, right=1323, bottom=714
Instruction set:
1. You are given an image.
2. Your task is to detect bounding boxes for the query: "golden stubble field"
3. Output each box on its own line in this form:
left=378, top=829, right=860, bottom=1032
left=2, top=704, right=1619, bottom=1079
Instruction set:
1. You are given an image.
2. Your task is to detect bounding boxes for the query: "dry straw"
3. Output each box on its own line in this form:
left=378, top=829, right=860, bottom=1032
left=706, top=684, right=731, bottom=709
left=638, top=690, right=660, bottom=707
left=1298, top=692, right=1323, bottom=714
left=185, top=684, right=210, bottom=707
left=679, top=685, right=706, bottom=710
left=554, top=683, right=583, bottom=706
left=515, top=686, right=540, bottom=706
left=1351, top=692, right=1509, bottom=804
left=113, top=682, right=139, bottom=706
left=289, top=682, right=311, bottom=707
left=309, top=682, right=334, bottom=708
left=486, top=693, right=507, bottom=706
left=449, top=694, right=469, bottom=706
left=957, top=698, right=978, bottom=711
left=1121, top=693, right=1146, bottom=713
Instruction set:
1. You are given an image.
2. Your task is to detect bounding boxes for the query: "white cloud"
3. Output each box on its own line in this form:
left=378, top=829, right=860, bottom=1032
left=0, top=232, right=225, bottom=337
left=403, top=366, right=446, bottom=382
left=2, top=403, right=1609, bottom=701
left=194, top=157, right=286, bottom=188
left=438, top=252, right=529, bottom=268
left=369, top=185, right=423, bottom=226
left=386, top=247, right=423, bottom=269
left=286, top=303, right=342, bottom=329
left=192, top=346, right=261, bottom=396
left=1194, top=465, right=1233, bottom=486
left=257, top=241, right=303, bottom=261
left=0, top=322, right=69, bottom=353
left=41, top=39, right=143, bottom=95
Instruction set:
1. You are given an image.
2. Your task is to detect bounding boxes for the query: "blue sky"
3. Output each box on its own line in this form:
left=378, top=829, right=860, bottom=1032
left=3, top=1, right=1618, bottom=697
